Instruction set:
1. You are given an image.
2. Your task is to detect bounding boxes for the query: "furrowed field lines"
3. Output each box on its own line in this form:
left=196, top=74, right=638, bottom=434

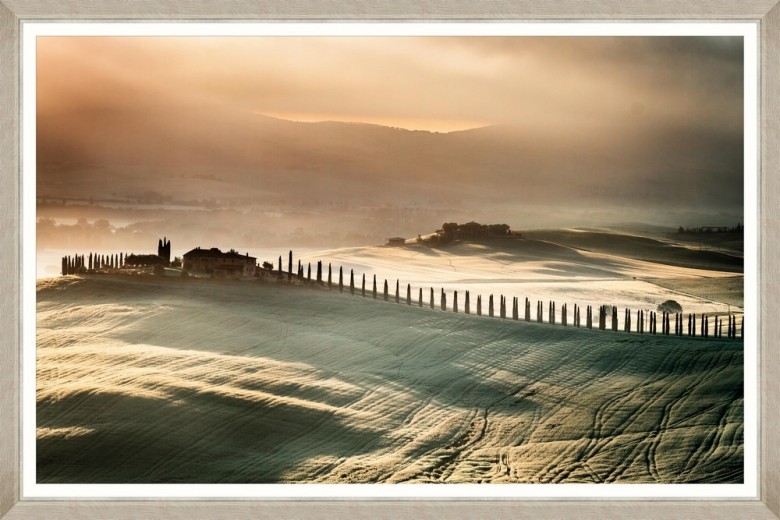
left=37, top=276, right=743, bottom=483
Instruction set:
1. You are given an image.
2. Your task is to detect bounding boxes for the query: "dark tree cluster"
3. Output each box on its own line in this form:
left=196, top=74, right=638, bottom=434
left=432, top=221, right=512, bottom=244
left=125, top=254, right=165, bottom=266
left=157, top=237, right=171, bottom=264
left=677, top=223, right=743, bottom=234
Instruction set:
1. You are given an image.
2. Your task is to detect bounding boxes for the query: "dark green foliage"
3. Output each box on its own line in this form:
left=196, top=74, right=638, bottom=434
left=657, top=300, right=683, bottom=314
left=125, top=254, right=165, bottom=266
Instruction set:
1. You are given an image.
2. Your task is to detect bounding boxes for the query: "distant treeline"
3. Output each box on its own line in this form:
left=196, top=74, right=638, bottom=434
left=677, top=223, right=743, bottom=234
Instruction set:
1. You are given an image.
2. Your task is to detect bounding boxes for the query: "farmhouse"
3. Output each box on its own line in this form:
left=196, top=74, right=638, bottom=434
left=182, top=247, right=256, bottom=277
left=385, top=237, right=406, bottom=246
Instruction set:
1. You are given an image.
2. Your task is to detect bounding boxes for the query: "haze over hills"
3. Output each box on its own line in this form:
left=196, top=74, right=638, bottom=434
left=36, top=35, right=744, bottom=250
left=37, top=108, right=743, bottom=250
left=38, top=106, right=742, bottom=218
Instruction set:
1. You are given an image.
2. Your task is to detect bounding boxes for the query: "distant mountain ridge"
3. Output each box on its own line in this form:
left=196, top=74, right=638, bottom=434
left=38, top=99, right=743, bottom=219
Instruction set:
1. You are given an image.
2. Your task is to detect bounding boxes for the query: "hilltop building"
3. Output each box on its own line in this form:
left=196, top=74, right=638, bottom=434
left=182, top=247, right=256, bottom=277
left=385, top=237, right=406, bottom=246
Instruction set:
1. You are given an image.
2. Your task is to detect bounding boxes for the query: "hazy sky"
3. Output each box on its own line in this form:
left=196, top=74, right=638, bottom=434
left=36, top=35, right=745, bottom=238
left=38, top=36, right=743, bottom=133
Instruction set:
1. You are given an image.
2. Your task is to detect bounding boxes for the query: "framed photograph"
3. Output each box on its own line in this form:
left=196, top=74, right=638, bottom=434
left=2, top=2, right=779, bottom=519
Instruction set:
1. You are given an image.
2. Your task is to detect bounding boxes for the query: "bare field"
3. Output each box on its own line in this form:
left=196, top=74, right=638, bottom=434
left=36, top=275, right=743, bottom=484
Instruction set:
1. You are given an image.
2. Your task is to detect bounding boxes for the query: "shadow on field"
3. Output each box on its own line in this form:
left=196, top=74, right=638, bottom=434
left=37, top=388, right=383, bottom=483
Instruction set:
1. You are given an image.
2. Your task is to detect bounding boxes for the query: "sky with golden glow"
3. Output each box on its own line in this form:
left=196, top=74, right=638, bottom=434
left=36, top=35, right=745, bottom=234
left=37, top=36, right=743, bottom=134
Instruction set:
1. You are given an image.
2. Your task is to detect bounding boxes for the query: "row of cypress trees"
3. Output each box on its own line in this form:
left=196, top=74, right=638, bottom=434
left=270, top=251, right=744, bottom=340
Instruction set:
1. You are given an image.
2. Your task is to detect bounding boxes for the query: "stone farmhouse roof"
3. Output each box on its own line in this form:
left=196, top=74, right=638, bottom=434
left=183, top=247, right=256, bottom=261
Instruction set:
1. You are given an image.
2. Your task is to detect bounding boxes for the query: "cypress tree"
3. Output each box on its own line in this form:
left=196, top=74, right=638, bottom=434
left=373, top=275, right=377, bottom=299
left=339, top=267, right=343, bottom=292
left=362, top=273, right=366, bottom=297
left=587, top=305, right=592, bottom=329
left=453, top=291, right=458, bottom=313
left=384, top=279, right=388, bottom=301
left=660, top=312, right=664, bottom=334
left=430, top=288, right=434, bottom=309
left=349, top=269, right=354, bottom=295
left=729, top=315, right=734, bottom=338
left=637, top=309, right=640, bottom=333
left=288, top=250, right=293, bottom=280
left=612, top=307, right=618, bottom=331
left=278, top=255, right=282, bottom=274
left=395, top=280, right=399, bottom=303
left=701, top=314, right=706, bottom=338
left=675, top=313, right=679, bottom=335
left=441, top=289, right=446, bottom=311
left=650, top=311, right=658, bottom=334
left=688, top=314, right=692, bottom=336
left=668, top=313, right=672, bottom=335
left=317, top=261, right=322, bottom=283
left=489, top=295, right=494, bottom=317
left=419, top=288, right=423, bottom=307
left=465, top=291, right=470, bottom=314
left=477, top=295, right=482, bottom=316
left=308, top=263, right=311, bottom=282
left=407, top=283, right=411, bottom=305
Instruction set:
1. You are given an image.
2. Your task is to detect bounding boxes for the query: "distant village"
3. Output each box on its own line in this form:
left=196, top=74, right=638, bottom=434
left=60, top=221, right=518, bottom=279
left=61, top=237, right=258, bottom=279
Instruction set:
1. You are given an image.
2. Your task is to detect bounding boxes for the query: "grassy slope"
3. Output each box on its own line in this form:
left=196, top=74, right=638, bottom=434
left=522, top=229, right=743, bottom=273
left=37, top=275, right=743, bottom=484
